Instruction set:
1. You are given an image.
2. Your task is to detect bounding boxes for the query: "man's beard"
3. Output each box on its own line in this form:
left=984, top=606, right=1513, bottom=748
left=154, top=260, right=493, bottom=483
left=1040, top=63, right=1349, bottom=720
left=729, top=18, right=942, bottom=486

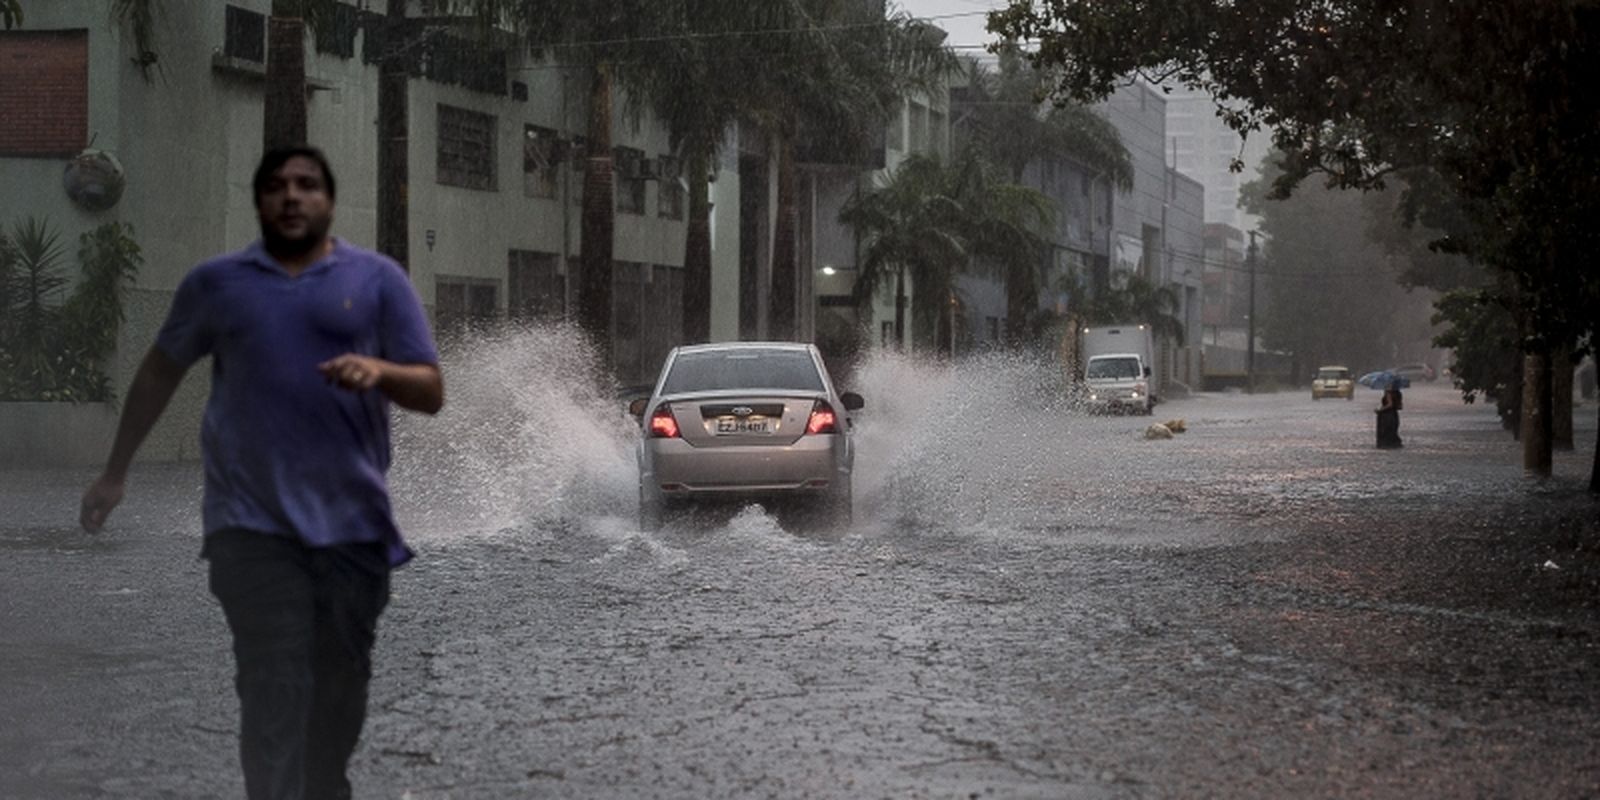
left=261, top=215, right=332, bottom=258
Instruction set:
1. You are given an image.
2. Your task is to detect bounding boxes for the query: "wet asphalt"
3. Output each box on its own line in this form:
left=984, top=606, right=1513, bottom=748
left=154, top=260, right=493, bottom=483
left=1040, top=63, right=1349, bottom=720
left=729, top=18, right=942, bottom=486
left=2, top=374, right=1598, bottom=799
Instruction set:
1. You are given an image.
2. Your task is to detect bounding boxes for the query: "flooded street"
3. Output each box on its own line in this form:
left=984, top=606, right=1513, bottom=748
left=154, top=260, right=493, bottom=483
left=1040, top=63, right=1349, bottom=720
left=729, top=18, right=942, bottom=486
left=3, top=343, right=1598, bottom=798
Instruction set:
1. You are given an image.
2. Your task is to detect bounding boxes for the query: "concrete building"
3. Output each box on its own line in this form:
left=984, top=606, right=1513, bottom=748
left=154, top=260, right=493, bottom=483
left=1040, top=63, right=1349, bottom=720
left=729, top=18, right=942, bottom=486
left=0, top=0, right=922, bottom=463
left=1096, top=82, right=1205, bottom=394
left=1164, top=87, right=1272, bottom=233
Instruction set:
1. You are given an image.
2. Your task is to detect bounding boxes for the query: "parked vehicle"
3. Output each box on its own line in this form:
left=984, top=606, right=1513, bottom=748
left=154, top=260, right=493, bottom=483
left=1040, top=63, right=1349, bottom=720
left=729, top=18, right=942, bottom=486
left=1392, top=362, right=1437, bottom=382
left=629, top=342, right=862, bottom=531
left=1078, top=323, right=1157, bottom=414
left=1311, top=365, right=1355, bottom=400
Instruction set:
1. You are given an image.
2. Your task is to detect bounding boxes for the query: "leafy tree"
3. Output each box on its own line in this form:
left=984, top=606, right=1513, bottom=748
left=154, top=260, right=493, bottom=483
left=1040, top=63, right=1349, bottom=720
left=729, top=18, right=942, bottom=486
left=1239, top=153, right=1434, bottom=376
left=990, top=0, right=1600, bottom=486
left=1432, top=287, right=1524, bottom=433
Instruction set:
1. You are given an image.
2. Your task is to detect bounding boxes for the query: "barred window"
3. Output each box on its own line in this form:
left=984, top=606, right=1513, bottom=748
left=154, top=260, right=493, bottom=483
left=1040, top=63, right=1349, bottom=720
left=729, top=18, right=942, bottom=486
left=522, top=125, right=559, bottom=199
left=657, top=156, right=685, bottom=221
left=224, top=5, right=265, bottom=63
left=437, top=104, right=497, bottom=192
left=614, top=146, right=646, bottom=215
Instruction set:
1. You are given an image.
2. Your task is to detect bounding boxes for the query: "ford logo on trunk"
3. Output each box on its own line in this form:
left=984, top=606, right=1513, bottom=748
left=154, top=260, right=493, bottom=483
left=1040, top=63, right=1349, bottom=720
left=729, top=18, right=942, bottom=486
left=732, top=406, right=753, bottom=416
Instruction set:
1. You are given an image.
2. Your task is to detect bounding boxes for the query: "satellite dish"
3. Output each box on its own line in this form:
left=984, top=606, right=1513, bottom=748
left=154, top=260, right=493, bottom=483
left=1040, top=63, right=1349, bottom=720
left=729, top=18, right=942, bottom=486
left=63, top=149, right=126, bottom=212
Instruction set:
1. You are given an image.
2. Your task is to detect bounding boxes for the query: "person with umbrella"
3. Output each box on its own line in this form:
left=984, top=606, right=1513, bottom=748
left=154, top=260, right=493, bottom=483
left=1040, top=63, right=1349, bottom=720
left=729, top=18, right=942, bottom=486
left=1370, top=372, right=1405, bottom=448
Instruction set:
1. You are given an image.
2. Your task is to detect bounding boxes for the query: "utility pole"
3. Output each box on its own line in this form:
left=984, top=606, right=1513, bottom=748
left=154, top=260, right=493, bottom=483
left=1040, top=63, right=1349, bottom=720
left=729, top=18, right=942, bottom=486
left=1246, top=230, right=1258, bottom=394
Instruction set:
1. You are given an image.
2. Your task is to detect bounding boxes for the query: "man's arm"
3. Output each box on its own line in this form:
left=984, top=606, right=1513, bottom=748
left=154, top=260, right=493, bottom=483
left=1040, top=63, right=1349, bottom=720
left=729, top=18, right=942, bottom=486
left=318, top=354, right=444, bottom=414
left=80, top=347, right=189, bottom=532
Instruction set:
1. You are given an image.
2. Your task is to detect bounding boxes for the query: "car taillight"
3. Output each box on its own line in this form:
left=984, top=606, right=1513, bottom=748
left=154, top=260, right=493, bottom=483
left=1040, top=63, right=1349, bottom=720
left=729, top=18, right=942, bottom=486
left=806, top=401, right=839, bottom=435
left=649, top=404, right=680, bottom=438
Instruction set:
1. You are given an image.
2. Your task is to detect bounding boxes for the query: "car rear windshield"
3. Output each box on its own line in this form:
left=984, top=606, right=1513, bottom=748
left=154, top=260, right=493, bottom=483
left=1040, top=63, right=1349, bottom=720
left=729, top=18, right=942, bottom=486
left=1086, top=356, right=1141, bottom=380
left=662, top=350, right=825, bottom=394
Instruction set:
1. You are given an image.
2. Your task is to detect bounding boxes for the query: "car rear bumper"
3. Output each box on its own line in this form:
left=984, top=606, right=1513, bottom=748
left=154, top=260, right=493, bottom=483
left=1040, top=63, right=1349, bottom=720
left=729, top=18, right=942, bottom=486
left=642, top=435, right=849, bottom=495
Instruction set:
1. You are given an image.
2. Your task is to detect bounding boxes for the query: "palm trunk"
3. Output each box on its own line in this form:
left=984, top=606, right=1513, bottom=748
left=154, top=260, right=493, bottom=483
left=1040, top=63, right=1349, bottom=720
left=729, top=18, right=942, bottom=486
left=375, top=0, right=408, bottom=270
left=683, top=147, right=713, bottom=343
left=264, top=16, right=307, bottom=149
left=579, top=64, right=616, bottom=371
left=769, top=137, right=799, bottom=341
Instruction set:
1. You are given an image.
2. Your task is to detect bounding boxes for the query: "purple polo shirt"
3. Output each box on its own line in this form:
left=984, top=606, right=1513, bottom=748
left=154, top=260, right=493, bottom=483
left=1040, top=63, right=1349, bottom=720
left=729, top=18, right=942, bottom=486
left=156, top=239, right=438, bottom=567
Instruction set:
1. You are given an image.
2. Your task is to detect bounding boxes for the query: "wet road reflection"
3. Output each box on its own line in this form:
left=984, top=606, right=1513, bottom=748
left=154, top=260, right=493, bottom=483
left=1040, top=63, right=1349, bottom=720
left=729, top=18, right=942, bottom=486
left=3, top=334, right=1597, bottom=798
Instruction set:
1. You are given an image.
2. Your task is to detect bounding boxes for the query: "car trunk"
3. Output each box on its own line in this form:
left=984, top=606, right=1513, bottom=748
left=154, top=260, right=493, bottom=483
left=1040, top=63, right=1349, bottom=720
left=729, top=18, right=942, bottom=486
left=667, top=395, right=822, bottom=447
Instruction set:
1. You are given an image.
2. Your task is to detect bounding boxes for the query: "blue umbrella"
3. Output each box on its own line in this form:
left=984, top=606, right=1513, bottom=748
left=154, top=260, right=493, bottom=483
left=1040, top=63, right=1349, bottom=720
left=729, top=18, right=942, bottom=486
left=1358, top=370, right=1410, bottom=390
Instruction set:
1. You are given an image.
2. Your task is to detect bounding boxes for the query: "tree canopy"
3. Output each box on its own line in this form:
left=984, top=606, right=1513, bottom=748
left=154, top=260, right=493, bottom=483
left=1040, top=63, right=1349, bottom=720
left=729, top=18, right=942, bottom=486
left=989, top=1, right=1600, bottom=343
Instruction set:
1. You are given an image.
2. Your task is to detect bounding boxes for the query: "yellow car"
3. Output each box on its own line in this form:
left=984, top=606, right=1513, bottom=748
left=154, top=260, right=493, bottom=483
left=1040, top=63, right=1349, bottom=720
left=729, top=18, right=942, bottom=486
left=1312, top=365, right=1354, bottom=400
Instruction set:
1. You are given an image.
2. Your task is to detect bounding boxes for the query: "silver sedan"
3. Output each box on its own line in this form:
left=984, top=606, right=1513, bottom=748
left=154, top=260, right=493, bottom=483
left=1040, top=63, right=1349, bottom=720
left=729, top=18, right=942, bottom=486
left=629, top=342, right=863, bottom=531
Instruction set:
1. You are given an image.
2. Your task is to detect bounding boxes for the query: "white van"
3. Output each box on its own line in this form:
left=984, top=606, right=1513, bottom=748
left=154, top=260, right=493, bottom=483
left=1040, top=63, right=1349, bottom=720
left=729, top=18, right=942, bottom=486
left=1080, top=324, right=1156, bottom=414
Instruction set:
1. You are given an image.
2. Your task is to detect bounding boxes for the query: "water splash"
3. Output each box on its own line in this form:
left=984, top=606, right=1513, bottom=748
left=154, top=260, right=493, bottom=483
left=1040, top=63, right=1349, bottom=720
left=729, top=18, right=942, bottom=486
left=389, top=322, right=637, bottom=540
left=389, top=335, right=1102, bottom=543
left=850, top=348, right=1087, bottom=533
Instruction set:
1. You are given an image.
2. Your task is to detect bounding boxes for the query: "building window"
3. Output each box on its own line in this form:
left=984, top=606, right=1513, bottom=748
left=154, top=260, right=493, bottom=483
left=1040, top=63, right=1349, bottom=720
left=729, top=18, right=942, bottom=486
left=312, top=2, right=359, bottom=59
left=224, top=5, right=266, bottom=63
left=508, top=250, right=565, bottom=321
left=657, top=156, right=685, bottom=221
left=0, top=30, right=88, bottom=157
left=522, top=125, right=560, bottom=199
left=930, top=109, right=947, bottom=157
left=614, top=146, right=646, bottom=215
left=437, top=104, right=497, bottom=192
left=435, top=276, right=499, bottom=335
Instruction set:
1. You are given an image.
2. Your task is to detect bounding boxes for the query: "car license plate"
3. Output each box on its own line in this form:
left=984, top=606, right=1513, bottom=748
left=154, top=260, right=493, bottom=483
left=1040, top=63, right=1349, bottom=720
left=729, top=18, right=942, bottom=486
left=716, top=417, right=770, bottom=435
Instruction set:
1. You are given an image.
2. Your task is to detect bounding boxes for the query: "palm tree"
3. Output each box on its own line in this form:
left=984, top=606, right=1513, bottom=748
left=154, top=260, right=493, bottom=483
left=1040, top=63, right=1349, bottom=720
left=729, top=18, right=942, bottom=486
left=743, top=2, right=960, bottom=341
left=503, top=0, right=679, bottom=370
left=956, top=45, right=1133, bottom=345
left=840, top=153, right=967, bottom=348
left=1077, top=270, right=1185, bottom=345
left=841, top=150, right=1053, bottom=351
left=628, top=2, right=769, bottom=344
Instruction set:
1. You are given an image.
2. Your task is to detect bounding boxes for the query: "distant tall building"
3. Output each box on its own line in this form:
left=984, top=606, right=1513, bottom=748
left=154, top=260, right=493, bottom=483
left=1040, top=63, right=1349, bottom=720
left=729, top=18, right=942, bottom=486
left=1164, top=88, right=1271, bottom=232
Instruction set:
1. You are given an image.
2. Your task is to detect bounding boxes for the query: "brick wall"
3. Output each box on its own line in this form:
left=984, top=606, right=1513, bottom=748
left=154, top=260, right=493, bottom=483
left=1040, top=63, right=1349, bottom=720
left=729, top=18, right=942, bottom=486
left=0, top=30, right=89, bottom=158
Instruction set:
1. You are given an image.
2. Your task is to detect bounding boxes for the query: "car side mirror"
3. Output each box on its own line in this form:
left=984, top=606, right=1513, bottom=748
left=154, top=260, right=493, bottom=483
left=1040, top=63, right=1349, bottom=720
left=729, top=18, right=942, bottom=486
left=1143, top=366, right=1151, bottom=377
left=628, top=397, right=648, bottom=419
left=840, top=391, right=864, bottom=411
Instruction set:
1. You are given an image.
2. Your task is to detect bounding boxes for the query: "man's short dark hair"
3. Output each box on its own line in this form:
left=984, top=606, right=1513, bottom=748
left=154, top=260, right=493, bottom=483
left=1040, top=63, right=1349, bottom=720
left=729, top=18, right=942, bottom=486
left=253, top=146, right=337, bottom=207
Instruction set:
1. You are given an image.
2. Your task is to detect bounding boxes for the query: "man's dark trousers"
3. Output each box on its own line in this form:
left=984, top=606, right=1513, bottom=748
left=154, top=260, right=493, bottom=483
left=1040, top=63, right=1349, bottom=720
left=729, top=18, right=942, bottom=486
left=205, top=529, right=391, bottom=800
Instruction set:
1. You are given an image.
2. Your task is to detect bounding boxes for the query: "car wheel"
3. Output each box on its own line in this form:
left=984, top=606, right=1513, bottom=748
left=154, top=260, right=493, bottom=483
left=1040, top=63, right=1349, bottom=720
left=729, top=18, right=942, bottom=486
left=639, top=488, right=665, bottom=532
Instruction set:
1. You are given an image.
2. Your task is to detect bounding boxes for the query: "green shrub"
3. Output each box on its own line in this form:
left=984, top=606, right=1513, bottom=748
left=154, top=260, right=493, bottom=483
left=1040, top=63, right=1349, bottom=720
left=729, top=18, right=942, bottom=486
left=0, top=217, right=142, bottom=402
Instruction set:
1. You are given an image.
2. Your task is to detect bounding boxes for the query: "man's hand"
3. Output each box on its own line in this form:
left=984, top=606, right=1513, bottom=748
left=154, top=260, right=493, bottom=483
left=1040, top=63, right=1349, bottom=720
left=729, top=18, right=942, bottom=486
left=318, top=354, right=444, bottom=414
left=80, top=474, right=125, bottom=533
left=318, top=354, right=386, bottom=391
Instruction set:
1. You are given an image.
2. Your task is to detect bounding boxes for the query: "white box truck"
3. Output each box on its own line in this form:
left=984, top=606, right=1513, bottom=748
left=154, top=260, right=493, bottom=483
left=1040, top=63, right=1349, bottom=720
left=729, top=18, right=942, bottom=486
left=1079, top=323, right=1157, bottom=414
